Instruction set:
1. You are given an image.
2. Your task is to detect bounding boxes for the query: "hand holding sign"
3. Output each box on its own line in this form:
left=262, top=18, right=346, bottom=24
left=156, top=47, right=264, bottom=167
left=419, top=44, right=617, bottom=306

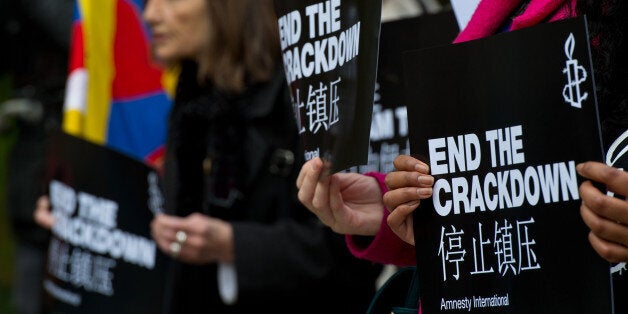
left=296, top=155, right=433, bottom=241
left=34, top=195, right=55, bottom=230
left=578, top=161, right=628, bottom=263
left=297, top=157, right=387, bottom=236
left=383, top=155, right=433, bottom=245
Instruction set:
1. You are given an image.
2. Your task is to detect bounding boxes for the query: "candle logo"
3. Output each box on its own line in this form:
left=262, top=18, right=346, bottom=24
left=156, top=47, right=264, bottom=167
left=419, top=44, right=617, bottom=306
left=562, top=33, right=589, bottom=108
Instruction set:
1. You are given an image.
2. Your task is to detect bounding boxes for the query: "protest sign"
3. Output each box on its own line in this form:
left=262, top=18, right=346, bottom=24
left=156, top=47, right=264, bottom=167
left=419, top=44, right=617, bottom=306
left=404, top=17, right=613, bottom=313
left=348, top=11, right=459, bottom=174
left=42, top=131, right=167, bottom=314
left=274, top=0, right=382, bottom=173
left=607, top=130, right=628, bottom=313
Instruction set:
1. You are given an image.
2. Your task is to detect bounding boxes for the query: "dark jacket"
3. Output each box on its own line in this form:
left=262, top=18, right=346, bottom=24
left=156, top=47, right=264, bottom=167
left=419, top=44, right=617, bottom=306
left=162, top=61, right=382, bottom=314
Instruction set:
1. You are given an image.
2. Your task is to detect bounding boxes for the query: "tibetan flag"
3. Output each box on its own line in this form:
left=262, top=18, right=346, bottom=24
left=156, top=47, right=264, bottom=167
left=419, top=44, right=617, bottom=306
left=63, top=0, right=175, bottom=168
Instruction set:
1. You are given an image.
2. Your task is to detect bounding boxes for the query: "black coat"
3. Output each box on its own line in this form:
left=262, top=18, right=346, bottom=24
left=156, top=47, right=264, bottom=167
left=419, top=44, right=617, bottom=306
left=162, top=61, right=382, bottom=314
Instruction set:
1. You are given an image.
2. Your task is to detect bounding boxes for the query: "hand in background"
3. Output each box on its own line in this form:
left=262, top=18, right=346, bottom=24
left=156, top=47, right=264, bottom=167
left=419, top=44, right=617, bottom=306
left=297, top=157, right=385, bottom=236
left=151, top=213, right=234, bottom=264
left=578, top=161, right=628, bottom=263
left=383, top=155, right=434, bottom=245
left=33, top=195, right=54, bottom=230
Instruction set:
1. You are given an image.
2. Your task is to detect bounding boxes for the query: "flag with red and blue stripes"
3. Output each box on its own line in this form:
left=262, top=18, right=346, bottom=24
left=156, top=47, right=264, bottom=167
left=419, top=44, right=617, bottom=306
left=63, top=0, right=175, bottom=168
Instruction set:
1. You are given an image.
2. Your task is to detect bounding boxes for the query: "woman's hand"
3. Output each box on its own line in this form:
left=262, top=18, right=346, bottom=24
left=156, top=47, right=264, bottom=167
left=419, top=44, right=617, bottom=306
left=151, top=213, right=234, bottom=264
left=296, top=157, right=385, bottom=236
left=383, top=155, right=434, bottom=245
left=33, top=195, right=54, bottom=230
left=578, top=161, right=628, bottom=263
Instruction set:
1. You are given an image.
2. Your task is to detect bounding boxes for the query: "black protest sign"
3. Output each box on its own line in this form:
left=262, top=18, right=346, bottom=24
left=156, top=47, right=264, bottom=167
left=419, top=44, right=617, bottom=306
left=348, top=11, right=459, bottom=174
left=273, top=0, right=381, bottom=173
left=606, top=130, right=628, bottom=314
left=403, top=17, right=613, bottom=313
left=42, top=131, right=168, bottom=314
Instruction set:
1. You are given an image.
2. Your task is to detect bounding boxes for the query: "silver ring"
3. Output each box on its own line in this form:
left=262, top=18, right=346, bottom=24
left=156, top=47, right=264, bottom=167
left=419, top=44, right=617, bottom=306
left=175, top=230, right=188, bottom=244
left=169, top=242, right=181, bottom=257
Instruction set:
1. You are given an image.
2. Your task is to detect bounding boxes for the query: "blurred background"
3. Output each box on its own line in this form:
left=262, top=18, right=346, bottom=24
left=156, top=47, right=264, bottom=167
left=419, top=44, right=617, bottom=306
left=0, top=106, right=14, bottom=312
left=1, top=0, right=71, bottom=312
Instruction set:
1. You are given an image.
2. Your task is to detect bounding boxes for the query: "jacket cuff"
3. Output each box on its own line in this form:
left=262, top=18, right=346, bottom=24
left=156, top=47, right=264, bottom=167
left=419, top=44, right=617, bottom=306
left=345, top=172, right=416, bottom=266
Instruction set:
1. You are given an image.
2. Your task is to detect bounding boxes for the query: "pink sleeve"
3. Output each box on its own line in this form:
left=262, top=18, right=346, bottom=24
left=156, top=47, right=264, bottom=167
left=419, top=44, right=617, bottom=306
left=511, top=0, right=577, bottom=31
left=453, top=0, right=520, bottom=43
left=345, top=172, right=416, bottom=266
left=454, top=0, right=576, bottom=44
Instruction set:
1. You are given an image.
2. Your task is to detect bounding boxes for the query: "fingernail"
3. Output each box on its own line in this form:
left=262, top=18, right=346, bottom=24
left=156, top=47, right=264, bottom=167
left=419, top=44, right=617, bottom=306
left=418, top=175, right=434, bottom=185
left=414, top=163, right=429, bottom=173
left=576, top=163, right=583, bottom=173
left=312, top=160, right=321, bottom=171
left=417, top=187, right=433, bottom=197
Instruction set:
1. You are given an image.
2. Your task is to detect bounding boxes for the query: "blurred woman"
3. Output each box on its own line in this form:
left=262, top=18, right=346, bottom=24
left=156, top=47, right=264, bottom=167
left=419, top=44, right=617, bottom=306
left=143, top=0, right=382, bottom=313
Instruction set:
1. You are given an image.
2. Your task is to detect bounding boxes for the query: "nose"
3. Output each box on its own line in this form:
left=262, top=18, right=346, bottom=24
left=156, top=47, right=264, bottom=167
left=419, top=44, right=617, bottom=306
left=143, top=0, right=161, bottom=26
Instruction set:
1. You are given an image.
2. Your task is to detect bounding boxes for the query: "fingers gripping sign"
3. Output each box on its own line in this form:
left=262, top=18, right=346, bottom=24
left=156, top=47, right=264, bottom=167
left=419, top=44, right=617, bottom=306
left=384, top=155, right=434, bottom=245
left=296, top=157, right=389, bottom=236
left=577, top=161, right=628, bottom=262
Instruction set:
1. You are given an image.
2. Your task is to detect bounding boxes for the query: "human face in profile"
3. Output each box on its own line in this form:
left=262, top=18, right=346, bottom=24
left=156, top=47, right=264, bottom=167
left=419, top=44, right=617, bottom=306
left=143, top=0, right=211, bottom=63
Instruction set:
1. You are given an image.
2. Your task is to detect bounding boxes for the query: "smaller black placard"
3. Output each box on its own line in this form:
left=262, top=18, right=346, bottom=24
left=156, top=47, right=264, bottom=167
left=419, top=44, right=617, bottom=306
left=274, top=0, right=382, bottom=173
left=42, top=131, right=168, bottom=314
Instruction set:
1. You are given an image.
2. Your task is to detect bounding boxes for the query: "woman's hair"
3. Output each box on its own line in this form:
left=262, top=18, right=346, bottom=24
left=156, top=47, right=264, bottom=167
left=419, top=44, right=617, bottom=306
left=199, top=0, right=280, bottom=92
left=577, top=0, right=628, bottom=141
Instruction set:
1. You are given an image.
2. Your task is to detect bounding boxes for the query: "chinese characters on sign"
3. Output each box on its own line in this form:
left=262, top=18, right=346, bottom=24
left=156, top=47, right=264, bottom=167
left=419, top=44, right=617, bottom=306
left=292, top=77, right=342, bottom=135
left=439, top=218, right=541, bottom=282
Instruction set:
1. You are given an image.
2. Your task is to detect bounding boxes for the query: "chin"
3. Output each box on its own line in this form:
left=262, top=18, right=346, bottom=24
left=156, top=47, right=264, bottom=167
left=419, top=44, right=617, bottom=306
left=152, top=45, right=190, bottom=65
left=154, top=50, right=176, bottom=64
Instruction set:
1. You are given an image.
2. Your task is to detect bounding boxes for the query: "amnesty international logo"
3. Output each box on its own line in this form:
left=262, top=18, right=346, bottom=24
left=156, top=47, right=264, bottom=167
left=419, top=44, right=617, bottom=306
left=562, top=33, right=589, bottom=108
